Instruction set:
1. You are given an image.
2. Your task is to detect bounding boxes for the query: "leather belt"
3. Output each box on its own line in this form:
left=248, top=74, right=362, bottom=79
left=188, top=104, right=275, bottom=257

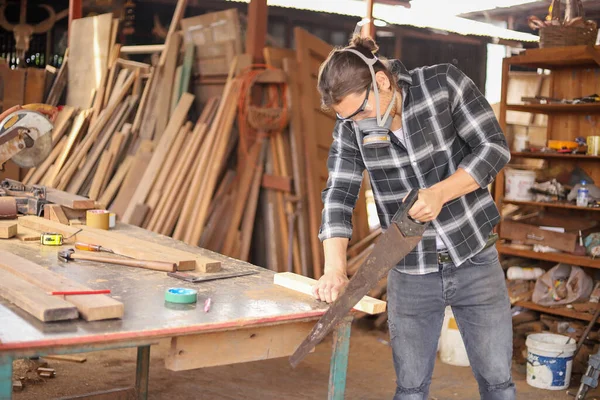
left=437, top=233, right=498, bottom=265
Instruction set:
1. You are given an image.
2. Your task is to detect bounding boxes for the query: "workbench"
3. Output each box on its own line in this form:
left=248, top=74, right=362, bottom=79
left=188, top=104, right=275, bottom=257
left=0, top=224, right=354, bottom=400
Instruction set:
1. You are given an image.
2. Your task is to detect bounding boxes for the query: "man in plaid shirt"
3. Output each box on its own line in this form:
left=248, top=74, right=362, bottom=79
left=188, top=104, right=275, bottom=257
left=313, top=35, right=514, bottom=400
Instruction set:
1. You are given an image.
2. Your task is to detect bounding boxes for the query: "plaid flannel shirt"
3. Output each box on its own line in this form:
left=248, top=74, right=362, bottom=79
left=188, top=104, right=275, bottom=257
left=318, top=61, right=510, bottom=275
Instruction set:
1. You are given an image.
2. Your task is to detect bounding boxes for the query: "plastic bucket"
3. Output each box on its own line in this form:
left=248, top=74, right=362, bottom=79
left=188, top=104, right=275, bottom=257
left=505, top=168, right=536, bottom=201
left=526, top=333, right=576, bottom=390
left=439, top=307, right=470, bottom=367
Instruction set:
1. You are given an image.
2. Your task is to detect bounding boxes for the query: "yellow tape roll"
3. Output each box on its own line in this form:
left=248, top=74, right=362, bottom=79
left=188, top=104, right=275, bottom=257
left=86, top=210, right=110, bottom=230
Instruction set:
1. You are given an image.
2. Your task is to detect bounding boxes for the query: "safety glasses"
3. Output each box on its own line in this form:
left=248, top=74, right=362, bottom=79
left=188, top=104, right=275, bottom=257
left=336, top=86, right=371, bottom=122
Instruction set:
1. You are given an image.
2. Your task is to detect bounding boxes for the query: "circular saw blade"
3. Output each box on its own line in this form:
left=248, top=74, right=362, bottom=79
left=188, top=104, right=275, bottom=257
left=11, top=131, right=52, bottom=168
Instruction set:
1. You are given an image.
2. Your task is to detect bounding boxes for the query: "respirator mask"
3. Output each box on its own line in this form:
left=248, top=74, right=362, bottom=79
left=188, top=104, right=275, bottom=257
left=339, top=48, right=397, bottom=149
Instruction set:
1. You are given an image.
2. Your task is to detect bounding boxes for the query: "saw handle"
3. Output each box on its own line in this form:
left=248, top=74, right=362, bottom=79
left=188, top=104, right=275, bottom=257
left=392, top=189, right=428, bottom=237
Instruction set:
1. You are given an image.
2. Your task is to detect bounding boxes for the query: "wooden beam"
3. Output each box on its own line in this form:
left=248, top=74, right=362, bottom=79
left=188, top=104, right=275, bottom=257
left=0, top=250, right=123, bottom=321
left=120, top=44, right=165, bottom=54
left=44, top=204, right=70, bottom=226
left=165, top=320, right=315, bottom=371
left=46, top=188, right=95, bottom=210
left=363, top=0, right=375, bottom=38
left=245, top=0, right=268, bottom=62
left=68, top=0, right=82, bottom=46
left=273, top=272, right=387, bottom=315
left=18, top=216, right=221, bottom=273
left=0, top=269, right=79, bottom=322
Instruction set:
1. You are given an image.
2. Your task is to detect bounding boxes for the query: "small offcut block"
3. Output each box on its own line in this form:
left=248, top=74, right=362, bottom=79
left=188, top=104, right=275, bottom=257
left=0, top=221, right=17, bottom=239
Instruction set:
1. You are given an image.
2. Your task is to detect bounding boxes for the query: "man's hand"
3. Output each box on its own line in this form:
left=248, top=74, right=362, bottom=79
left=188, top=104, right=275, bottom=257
left=408, top=187, right=444, bottom=222
left=312, top=270, right=349, bottom=303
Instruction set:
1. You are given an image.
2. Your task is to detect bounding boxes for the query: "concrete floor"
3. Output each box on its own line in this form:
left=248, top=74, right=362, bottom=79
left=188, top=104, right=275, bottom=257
left=12, top=322, right=600, bottom=400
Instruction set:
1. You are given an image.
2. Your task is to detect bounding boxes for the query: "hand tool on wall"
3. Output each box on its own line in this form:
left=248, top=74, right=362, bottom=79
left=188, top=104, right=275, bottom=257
left=75, top=241, right=132, bottom=258
left=58, top=249, right=176, bottom=272
left=289, top=190, right=428, bottom=367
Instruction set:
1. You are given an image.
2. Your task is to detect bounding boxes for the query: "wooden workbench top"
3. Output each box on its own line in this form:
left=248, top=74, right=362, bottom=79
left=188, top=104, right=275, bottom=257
left=0, top=224, right=326, bottom=354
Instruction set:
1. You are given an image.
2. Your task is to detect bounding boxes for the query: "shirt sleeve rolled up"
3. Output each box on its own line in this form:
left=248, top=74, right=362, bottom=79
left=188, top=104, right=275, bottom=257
left=318, top=122, right=366, bottom=242
left=445, top=64, right=511, bottom=188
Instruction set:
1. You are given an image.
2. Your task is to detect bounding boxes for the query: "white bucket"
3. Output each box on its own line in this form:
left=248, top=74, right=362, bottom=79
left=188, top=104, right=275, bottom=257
left=505, top=168, right=536, bottom=201
left=439, top=307, right=470, bottom=367
left=526, top=333, right=576, bottom=390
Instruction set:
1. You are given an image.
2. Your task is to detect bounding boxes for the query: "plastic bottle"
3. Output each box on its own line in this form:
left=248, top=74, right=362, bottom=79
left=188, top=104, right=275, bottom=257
left=577, top=180, right=589, bottom=208
left=507, top=266, right=545, bottom=280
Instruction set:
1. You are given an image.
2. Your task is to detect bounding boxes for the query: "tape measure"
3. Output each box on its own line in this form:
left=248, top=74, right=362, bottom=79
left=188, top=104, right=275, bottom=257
left=40, top=233, right=63, bottom=246
left=164, top=288, right=198, bottom=304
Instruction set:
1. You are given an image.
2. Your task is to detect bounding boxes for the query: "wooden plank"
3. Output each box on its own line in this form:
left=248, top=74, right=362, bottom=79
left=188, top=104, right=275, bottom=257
left=261, top=174, right=292, bottom=192
left=67, top=13, right=113, bottom=109
left=50, top=106, right=77, bottom=145
left=46, top=188, right=95, bottom=210
left=44, top=205, right=70, bottom=226
left=221, top=140, right=262, bottom=257
left=120, top=44, right=164, bottom=54
left=0, top=269, right=79, bottom=322
left=158, top=0, right=188, bottom=68
left=16, top=225, right=40, bottom=242
left=171, top=65, right=183, bottom=117
left=24, top=68, right=46, bottom=104
left=110, top=146, right=152, bottom=218
left=0, top=221, right=17, bottom=239
left=156, top=32, right=183, bottom=138
left=66, top=82, right=135, bottom=194
left=43, top=65, right=57, bottom=100
left=165, top=320, right=314, bottom=371
left=98, top=156, right=135, bottom=208
left=183, top=70, right=240, bottom=245
left=49, top=109, right=92, bottom=187
left=43, top=355, right=87, bottom=363
left=18, top=216, right=221, bottom=273
left=0, top=250, right=123, bottom=321
left=121, top=93, right=194, bottom=224
left=144, top=122, right=191, bottom=224
left=46, top=52, right=68, bottom=106
left=274, top=272, right=386, bottom=315
left=88, top=151, right=113, bottom=201
left=283, top=58, right=311, bottom=277
left=245, top=0, right=268, bottom=62
left=58, top=73, right=134, bottom=192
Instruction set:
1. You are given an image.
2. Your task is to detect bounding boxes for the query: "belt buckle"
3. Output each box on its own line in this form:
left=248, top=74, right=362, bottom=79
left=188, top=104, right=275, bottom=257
left=437, top=251, right=451, bottom=265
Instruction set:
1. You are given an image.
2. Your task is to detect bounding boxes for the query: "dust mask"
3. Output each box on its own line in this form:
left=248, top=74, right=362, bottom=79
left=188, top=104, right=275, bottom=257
left=341, top=48, right=397, bottom=149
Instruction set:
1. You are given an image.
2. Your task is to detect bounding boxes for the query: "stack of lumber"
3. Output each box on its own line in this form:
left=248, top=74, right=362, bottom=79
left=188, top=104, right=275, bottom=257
left=0, top=250, right=123, bottom=322
left=18, top=2, right=375, bottom=279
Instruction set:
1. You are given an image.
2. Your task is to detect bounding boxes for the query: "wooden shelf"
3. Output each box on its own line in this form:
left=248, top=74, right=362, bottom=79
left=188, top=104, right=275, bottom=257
left=497, top=244, right=600, bottom=269
left=506, top=103, right=600, bottom=114
left=507, top=45, right=600, bottom=69
left=515, top=301, right=595, bottom=322
left=511, top=152, right=598, bottom=160
left=503, top=199, right=600, bottom=212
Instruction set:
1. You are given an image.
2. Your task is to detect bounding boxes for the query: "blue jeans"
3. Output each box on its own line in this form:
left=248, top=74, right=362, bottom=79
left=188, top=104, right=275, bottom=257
left=387, top=246, right=515, bottom=400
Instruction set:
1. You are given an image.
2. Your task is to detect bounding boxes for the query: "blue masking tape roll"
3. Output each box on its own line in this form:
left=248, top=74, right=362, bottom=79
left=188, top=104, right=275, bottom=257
left=165, top=288, right=198, bottom=304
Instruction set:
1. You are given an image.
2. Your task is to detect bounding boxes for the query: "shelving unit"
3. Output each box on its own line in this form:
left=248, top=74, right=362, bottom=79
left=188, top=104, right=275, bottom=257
left=502, top=199, right=600, bottom=212
left=496, top=45, right=600, bottom=320
left=515, top=301, right=596, bottom=322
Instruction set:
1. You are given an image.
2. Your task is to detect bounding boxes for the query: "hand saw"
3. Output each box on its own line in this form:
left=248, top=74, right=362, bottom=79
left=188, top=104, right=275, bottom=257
left=290, top=189, right=428, bottom=367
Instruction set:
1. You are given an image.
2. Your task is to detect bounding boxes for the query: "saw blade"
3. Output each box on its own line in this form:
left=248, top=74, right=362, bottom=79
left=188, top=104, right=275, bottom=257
left=11, top=131, right=52, bottom=168
left=289, top=190, right=427, bottom=367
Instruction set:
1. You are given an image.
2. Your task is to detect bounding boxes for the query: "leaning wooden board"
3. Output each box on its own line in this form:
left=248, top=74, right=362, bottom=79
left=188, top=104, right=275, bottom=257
left=18, top=216, right=221, bottom=273
left=294, top=28, right=370, bottom=278
left=0, top=251, right=123, bottom=321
